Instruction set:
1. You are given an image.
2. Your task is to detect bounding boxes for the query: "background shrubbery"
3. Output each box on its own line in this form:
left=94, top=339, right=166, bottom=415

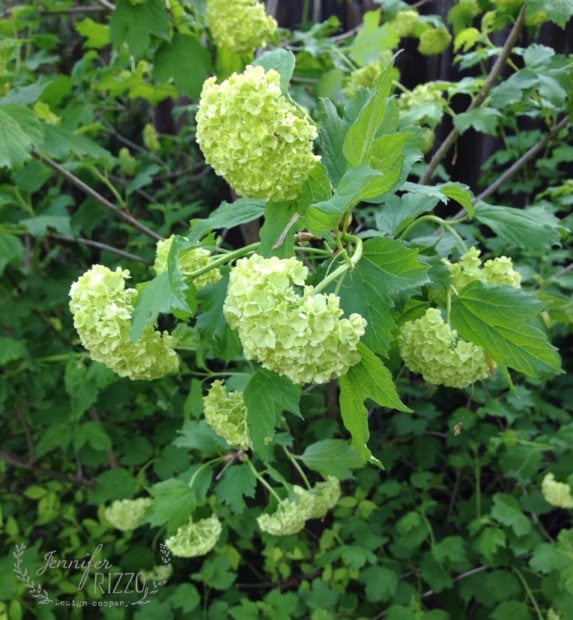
left=1, top=1, right=572, bottom=619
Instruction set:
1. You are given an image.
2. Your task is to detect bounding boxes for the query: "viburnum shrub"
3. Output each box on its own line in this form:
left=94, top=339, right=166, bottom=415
left=1, top=0, right=572, bottom=617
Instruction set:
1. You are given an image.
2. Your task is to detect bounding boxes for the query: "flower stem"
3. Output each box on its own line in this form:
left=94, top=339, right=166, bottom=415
left=246, top=458, right=282, bottom=502
left=313, top=234, right=363, bottom=294
left=283, top=447, right=312, bottom=489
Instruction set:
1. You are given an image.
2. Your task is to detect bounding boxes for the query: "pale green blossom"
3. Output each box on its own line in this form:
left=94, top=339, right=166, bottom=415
left=69, top=265, right=179, bottom=380
left=542, top=473, right=573, bottom=509
left=204, top=380, right=250, bottom=450
left=399, top=308, right=489, bottom=388
left=447, top=247, right=522, bottom=291
left=165, top=515, right=222, bottom=558
left=196, top=65, right=319, bottom=202
left=104, top=498, right=152, bottom=532
left=223, top=254, right=366, bottom=385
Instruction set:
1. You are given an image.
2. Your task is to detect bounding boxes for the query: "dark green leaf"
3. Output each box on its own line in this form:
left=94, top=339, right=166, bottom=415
left=154, top=34, right=212, bottom=99
left=20, top=215, right=72, bottom=237
left=110, top=0, right=170, bottom=58
left=490, top=493, right=532, bottom=537
left=0, top=234, right=24, bottom=275
left=215, top=464, right=257, bottom=513
left=528, top=0, right=573, bottom=28
left=0, top=106, right=43, bottom=168
left=317, top=98, right=348, bottom=185
left=454, top=107, right=501, bottom=135
left=451, top=281, right=562, bottom=380
left=299, top=439, right=365, bottom=479
left=189, top=198, right=265, bottom=242
left=145, top=479, right=196, bottom=533
left=173, top=420, right=229, bottom=453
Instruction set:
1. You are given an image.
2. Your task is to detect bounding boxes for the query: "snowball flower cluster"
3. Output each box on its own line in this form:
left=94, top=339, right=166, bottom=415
left=204, top=380, right=250, bottom=450
left=153, top=236, right=221, bottom=289
left=391, top=9, right=422, bottom=37
left=257, top=477, right=341, bottom=536
left=223, top=254, right=366, bottom=385
left=446, top=247, right=522, bottom=291
left=165, top=515, right=222, bottom=558
left=69, top=265, right=179, bottom=380
left=206, top=0, right=277, bottom=54
left=398, top=83, right=444, bottom=113
left=196, top=65, right=319, bottom=202
left=104, top=498, right=152, bottom=532
left=418, top=27, right=452, bottom=55
left=344, top=60, right=384, bottom=97
left=541, top=473, right=573, bottom=509
left=398, top=308, right=489, bottom=388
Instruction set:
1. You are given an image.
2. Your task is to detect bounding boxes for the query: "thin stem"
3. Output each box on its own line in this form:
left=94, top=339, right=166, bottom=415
left=511, top=566, right=544, bottom=620
left=50, top=233, right=151, bottom=264
left=420, top=4, right=526, bottom=184
left=188, top=242, right=260, bottom=279
left=446, top=288, right=452, bottom=324
left=246, top=458, right=282, bottom=502
left=35, top=153, right=163, bottom=241
left=474, top=457, right=482, bottom=518
left=283, top=448, right=311, bottom=489
left=313, top=235, right=363, bottom=294
left=188, top=458, right=222, bottom=491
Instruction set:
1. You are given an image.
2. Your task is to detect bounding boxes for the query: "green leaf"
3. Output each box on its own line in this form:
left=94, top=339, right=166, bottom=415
left=259, top=201, right=299, bottom=258
left=110, top=0, right=170, bottom=58
left=474, top=202, right=561, bottom=253
left=130, top=271, right=192, bottom=342
left=299, top=439, right=365, bottom=479
left=65, top=357, right=116, bottom=419
left=20, top=215, right=72, bottom=237
left=343, top=68, right=393, bottom=167
left=40, top=124, right=114, bottom=165
left=361, top=566, right=398, bottom=603
left=0, top=337, right=26, bottom=365
left=349, top=10, right=400, bottom=64
left=76, top=17, right=110, bottom=49
left=478, top=527, right=506, bottom=561
left=169, top=583, right=200, bottom=614
left=0, top=106, right=43, bottom=169
left=74, top=422, right=112, bottom=452
left=317, top=98, right=348, bottom=185
left=528, top=0, right=573, bottom=28
left=440, top=182, right=475, bottom=216
left=432, top=536, right=468, bottom=565
left=451, top=281, right=562, bottom=380
left=189, top=198, right=265, bottom=242
left=35, top=423, right=72, bottom=458
left=88, top=468, right=137, bottom=505
left=490, top=493, right=532, bottom=537
left=252, top=49, right=295, bottom=95
left=196, top=275, right=242, bottom=361
left=244, top=369, right=301, bottom=458
left=174, top=420, right=229, bottom=454
left=454, top=107, right=502, bottom=135
left=339, top=343, right=410, bottom=462
left=0, top=234, right=24, bottom=275
left=215, top=464, right=257, bottom=513
left=145, top=479, right=196, bottom=534
left=154, top=34, right=212, bottom=99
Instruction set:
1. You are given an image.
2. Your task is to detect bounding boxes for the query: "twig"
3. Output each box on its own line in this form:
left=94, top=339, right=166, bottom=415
left=420, top=4, right=526, bottom=184
left=50, top=233, right=151, bottom=264
left=475, top=116, right=570, bottom=203
left=35, top=153, right=163, bottom=241
left=96, top=0, right=115, bottom=9
left=330, top=25, right=360, bottom=42
left=0, top=449, right=97, bottom=488
left=553, top=263, right=573, bottom=278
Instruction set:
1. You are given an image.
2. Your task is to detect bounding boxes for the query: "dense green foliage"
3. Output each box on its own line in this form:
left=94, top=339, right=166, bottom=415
left=1, top=0, right=572, bottom=618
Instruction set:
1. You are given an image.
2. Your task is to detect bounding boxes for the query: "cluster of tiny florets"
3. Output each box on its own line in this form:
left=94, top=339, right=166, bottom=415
left=391, top=9, right=422, bottom=37
left=206, top=0, right=277, bottom=54
left=398, top=83, right=445, bottom=114
left=104, top=498, right=152, bottom=531
left=196, top=65, right=319, bottom=202
left=223, top=254, right=366, bottom=385
left=344, top=60, right=384, bottom=97
left=69, top=265, right=179, bottom=380
left=203, top=380, right=250, bottom=450
left=154, top=236, right=221, bottom=289
left=446, top=247, right=522, bottom=291
left=418, top=27, right=452, bottom=55
left=165, top=515, right=222, bottom=558
left=257, top=477, right=341, bottom=536
left=541, top=473, right=573, bottom=509
left=398, top=308, right=490, bottom=388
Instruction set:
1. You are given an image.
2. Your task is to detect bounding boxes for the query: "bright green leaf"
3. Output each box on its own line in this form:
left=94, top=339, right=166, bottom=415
left=110, top=0, right=170, bottom=58
left=299, top=439, right=365, bottom=479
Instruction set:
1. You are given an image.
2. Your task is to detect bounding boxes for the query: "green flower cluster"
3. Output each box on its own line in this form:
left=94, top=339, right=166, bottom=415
left=153, top=236, right=221, bottom=289
left=257, top=477, right=341, bottom=536
left=69, top=265, right=179, bottom=380
left=447, top=247, right=522, bottom=291
left=541, top=473, right=573, bottom=509
left=418, top=27, right=452, bottom=55
left=223, top=254, right=366, bottom=385
left=398, top=308, right=489, bottom=388
left=391, top=9, right=422, bottom=37
left=104, top=498, right=152, bottom=532
left=204, top=380, right=250, bottom=450
left=196, top=65, right=319, bottom=202
left=206, top=0, right=277, bottom=54
left=344, top=60, right=383, bottom=98
left=165, top=515, right=222, bottom=558
left=398, top=83, right=444, bottom=112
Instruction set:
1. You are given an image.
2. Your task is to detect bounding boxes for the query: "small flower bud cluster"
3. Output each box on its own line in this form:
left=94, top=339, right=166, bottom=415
left=344, top=60, right=384, bottom=98
left=165, top=515, right=222, bottom=558
left=204, top=380, right=250, bottom=450
left=196, top=65, right=319, bottom=202
left=223, top=255, right=367, bottom=385
left=257, top=477, right=341, bottom=536
left=104, top=498, right=152, bottom=531
left=69, top=265, right=179, bottom=380
left=398, top=83, right=445, bottom=113
left=153, top=236, right=222, bottom=289
left=541, top=473, right=573, bottom=509
left=391, top=9, right=422, bottom=38
left=206, top=0, right=277, bottom=54
left=447, top=247, right=521, bottom=292
left=398, top=308, right=489, bottom=388
left=418, top=27, right=452, bottom=55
